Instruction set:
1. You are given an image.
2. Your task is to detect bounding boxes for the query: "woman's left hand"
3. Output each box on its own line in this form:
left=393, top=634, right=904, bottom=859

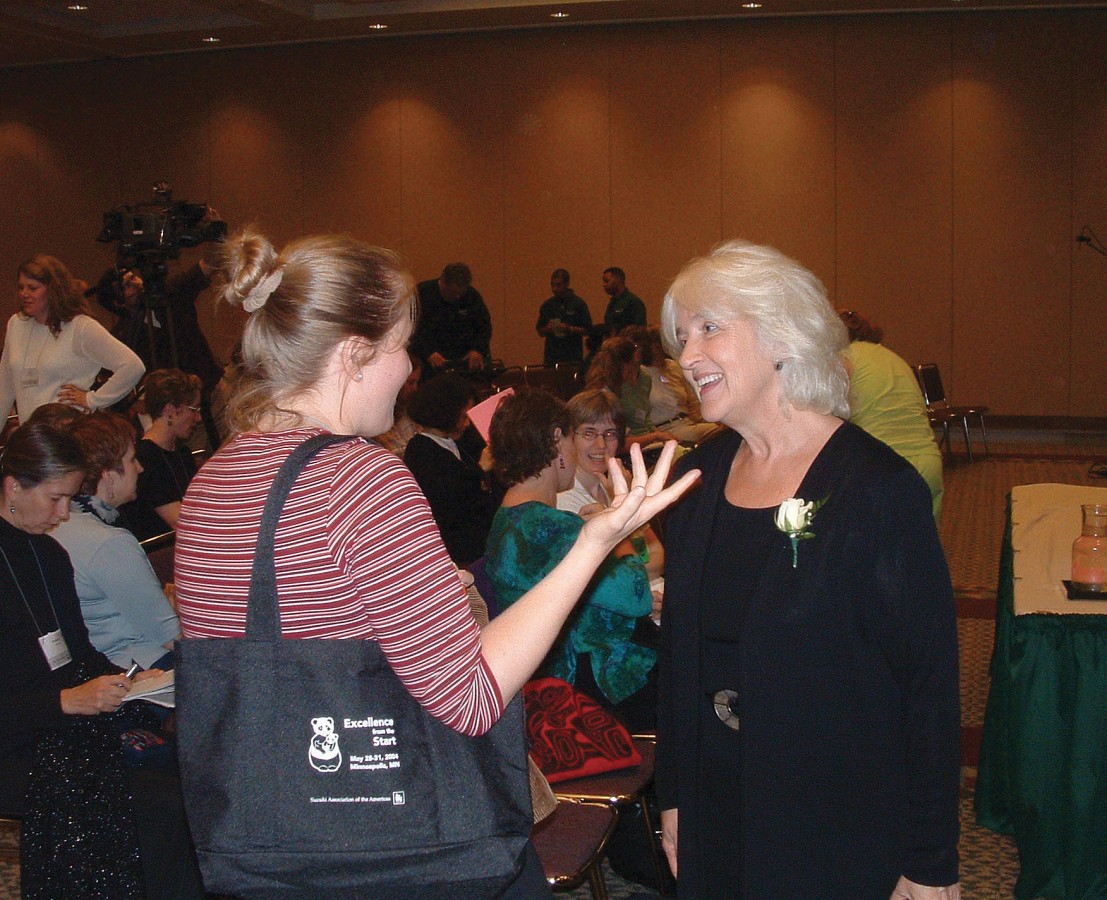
left=889, top=876, right=961, bottom=900
left=580, top=441, right=699, bottom=552
left=58, top=383, right=90, bottom=410
left=132, top=668, right=165, bottom=683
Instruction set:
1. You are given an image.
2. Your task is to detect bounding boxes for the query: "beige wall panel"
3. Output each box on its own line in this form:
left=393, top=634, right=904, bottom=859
left=200, top=47, right=313, bottom=365
left=608, top=23, right=723, bottom=321
left=835, top=16, right=953, bottom=369
left=0, top=68, right=62, bottom=281
left=298, top=39, right=405, bottom=248
left=1071, top=12, right=1107, bottom=417
left=396, top=33, right=507, bottom=358
left=206, top=46, right=310, bottom=246
left=719, top=19, right=836, bottom=298
left=952, top=13, right=1072, bottom=415
left=3, top=64, right=131, bottom=297
left=499, top=29, right=611, bottom=366
left=103, top=55, right=213, bottom=208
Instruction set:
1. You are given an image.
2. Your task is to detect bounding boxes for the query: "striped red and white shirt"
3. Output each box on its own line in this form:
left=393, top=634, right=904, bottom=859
left=175, top=428, right=503, bottom=736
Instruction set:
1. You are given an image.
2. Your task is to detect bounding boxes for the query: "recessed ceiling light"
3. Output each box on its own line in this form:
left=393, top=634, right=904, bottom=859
left=201, top=36, right=220, bottom=43
left=742, top=2, right=762, bottom=7
left=551, top=11, right=569, bottom=18
left=368, top=23, right=388, bottom=30
left=67, top=4, right=89, bottom=9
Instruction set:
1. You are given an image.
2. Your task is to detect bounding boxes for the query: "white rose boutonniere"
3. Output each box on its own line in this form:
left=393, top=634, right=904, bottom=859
left=774, top=495, right=829, bottom=569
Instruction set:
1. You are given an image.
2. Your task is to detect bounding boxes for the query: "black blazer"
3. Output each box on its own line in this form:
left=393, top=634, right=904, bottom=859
left=656, top=423, right=960, bottom=898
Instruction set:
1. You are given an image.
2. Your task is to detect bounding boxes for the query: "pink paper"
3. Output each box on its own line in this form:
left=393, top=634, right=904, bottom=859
left=469, top=388, right=513, bottom=441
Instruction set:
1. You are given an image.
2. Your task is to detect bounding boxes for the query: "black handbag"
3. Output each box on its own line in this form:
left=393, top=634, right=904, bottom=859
left=176, top=435, right=532, bottom=898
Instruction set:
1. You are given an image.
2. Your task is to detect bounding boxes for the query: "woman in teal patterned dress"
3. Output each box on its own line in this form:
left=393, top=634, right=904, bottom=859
left=484, top=389, right=659, bottom=732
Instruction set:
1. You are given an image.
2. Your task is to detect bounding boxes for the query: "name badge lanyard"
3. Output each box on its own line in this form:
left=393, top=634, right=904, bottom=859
left=0, top=542, right=72, bottom=671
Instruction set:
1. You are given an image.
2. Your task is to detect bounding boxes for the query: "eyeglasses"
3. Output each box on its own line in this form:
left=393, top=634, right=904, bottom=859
left=184, top=404, right=201, bottom=413
left=575, top=428, right=619, bottom=443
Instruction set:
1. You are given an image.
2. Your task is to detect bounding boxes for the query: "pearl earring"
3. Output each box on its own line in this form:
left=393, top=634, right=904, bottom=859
left=355, top=372, right=364, bottom=382
left=8, top=505, right=14, bottom=515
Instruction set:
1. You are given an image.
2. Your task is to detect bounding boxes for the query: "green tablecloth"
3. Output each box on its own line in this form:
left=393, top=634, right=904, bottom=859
left=976, top=500, right=1107, bottom=899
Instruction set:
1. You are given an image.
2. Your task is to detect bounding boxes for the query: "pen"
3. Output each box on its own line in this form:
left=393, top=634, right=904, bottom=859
left=124, top=661, right=141, bottom=680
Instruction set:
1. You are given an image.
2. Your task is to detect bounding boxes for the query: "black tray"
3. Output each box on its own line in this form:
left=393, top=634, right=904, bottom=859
left=1063, top=580, right=1107, bottom=601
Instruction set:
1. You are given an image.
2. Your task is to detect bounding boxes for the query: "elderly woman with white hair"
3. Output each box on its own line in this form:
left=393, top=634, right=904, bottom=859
left=655, top=240, right=961, bottom=899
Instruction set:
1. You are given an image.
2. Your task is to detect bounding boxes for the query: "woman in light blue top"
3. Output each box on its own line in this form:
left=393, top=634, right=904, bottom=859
left=51, top=411, right=178, bottom=670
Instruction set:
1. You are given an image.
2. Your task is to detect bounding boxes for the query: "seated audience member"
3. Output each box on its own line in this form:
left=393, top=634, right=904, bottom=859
left=578, top=323, right=612, bottom=388
left=120, top=369, right=203, bottom=540
left=375, top=351, right=423, bottom=456
left=485, top=389, right=658, bottom=732
left=840, top=309, right=944, bottom=523
left=52, top=411, right=179, bottom=670
left=627, top=325, right=719, bottom=444
left=25, top=401, right=85, bottom=430
left=404, top=373, right=496, bottom=566
left=557, top=388, right=664, bottom=581
left=0, top=422, right=203, bottom=899
left=585, top=336, right=679, bottom=448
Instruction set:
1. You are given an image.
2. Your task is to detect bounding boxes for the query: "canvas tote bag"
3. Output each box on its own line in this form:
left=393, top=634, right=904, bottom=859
left=177, top=435, right=531, bottom=898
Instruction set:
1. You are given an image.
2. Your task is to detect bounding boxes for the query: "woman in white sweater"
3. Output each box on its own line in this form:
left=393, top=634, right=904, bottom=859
left=1, top=255, right=144, bottom=422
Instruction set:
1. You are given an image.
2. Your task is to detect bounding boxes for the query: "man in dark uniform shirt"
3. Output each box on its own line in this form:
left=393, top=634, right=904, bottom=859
left=412, top=263, right=493, bottom=374
left=535, top=268, right=592, bottom=366
left=602, top=266, right=647, bottom=333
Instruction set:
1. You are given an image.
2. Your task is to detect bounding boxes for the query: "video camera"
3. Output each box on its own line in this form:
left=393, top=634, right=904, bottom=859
left=97, top=181, right=226, bottom=261
left=93, top=182, right=227, bottom=370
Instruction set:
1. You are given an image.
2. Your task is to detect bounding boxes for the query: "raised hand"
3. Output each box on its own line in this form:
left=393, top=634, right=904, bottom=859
left=580, top=441, right=699, bottom=552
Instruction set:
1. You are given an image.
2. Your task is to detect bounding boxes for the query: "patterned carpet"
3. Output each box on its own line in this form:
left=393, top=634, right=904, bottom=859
left=1, top=432, right=1103, bottom=899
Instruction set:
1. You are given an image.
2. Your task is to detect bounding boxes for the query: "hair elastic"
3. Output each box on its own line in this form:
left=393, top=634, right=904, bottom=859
left=243, top=268, right=284, bottom=313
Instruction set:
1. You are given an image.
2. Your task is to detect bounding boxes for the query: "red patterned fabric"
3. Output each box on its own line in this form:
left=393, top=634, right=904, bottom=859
left=523, top=677, right=641, bottom=783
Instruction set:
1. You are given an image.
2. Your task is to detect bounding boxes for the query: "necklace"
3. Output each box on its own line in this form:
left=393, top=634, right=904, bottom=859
left=297, top=413, right=335, bottom=432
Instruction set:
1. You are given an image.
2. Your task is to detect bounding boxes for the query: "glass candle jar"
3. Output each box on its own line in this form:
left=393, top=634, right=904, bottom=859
left=1071, top=504, right=1107, bottom=592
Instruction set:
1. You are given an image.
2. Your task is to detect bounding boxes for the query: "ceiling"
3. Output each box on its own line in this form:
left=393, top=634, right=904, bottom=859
left=2, top=0, right=1104, bottom=69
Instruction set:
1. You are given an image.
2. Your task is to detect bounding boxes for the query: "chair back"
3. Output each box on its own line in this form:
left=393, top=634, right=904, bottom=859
left=554, top=362, right=581, bottom=400
left=524, top=365, right=560, bottom=396
left=492, top=366, right=527, bottom=393
left=914, top=363, right=949, bottom=408
left=140, top=531, right=177, bottom=585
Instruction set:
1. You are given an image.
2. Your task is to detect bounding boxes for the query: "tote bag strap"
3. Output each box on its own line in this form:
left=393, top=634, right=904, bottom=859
left=244, top=433, right=359, bottom=641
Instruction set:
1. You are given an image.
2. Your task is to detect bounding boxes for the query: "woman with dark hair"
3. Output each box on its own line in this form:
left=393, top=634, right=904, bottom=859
left=839, top=309, right=944, bottom=523
left=656, top=241, right=959, bottom=898
left=122, top=368, right=203, bottom=539
left=52, top=411, right=179, bottom=670
left=0, top=255, right=145, bottom=423
left=485, top=389, right=659, bottom=732
left=0, top=422, right=202, bottom=899
left=173, top=228, right=697, bottom=895
left=404, top=372, right=496, bottom=566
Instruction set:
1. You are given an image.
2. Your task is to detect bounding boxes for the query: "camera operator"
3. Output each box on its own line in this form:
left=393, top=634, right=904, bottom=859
left=411, top=263, right=493, bottom=379
left=89, top=250, right=223, bottom=449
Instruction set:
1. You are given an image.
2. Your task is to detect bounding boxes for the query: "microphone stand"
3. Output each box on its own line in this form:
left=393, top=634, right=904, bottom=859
left=1075, top=226, right=1107, bottom=478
